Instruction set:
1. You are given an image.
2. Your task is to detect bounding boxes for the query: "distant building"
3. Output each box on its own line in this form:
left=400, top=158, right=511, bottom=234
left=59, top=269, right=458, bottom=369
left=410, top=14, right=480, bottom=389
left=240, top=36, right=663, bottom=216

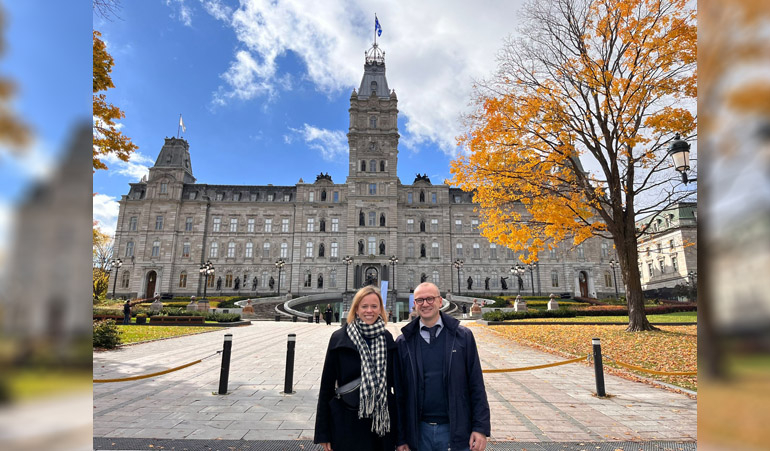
left=112, top=43, right=620, bottom=302
left=636, top=202, right=697, bottom=294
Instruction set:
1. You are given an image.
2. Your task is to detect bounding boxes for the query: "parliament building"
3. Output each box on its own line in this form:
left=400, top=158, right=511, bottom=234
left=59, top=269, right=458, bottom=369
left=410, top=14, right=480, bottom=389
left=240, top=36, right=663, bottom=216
left=112, top=44, right=622, bottom=301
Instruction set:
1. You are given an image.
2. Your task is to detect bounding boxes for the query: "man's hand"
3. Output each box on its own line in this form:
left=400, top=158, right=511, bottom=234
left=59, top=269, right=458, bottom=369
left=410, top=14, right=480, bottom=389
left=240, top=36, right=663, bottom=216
left=396, top=445, right=410, bottom=451
left=469, top=431, right=487, bottom=451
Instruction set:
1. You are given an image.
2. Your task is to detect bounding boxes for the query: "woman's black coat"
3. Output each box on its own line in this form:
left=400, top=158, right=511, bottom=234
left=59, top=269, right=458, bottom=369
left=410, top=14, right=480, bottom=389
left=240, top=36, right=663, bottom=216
left=314, top=326, right=399, bottom=451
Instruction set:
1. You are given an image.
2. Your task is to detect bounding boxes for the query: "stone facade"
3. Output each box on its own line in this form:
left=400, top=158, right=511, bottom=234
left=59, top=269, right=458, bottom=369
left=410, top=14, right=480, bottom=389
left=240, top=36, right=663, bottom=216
left=112, top=49, right=622, bottom=300
left=637, top=202, right=698, bottom=291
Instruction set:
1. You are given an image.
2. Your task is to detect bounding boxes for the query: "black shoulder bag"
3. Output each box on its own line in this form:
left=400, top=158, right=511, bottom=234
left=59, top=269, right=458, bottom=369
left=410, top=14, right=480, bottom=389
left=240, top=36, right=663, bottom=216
left=335, top=377, right=361, bottom=410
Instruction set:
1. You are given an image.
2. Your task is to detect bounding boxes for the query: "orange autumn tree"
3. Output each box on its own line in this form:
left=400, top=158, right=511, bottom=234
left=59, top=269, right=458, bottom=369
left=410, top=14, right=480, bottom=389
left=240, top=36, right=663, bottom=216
left=451, top=0, right=696, bottom=331
left=93, top=30, right=137, bottom=171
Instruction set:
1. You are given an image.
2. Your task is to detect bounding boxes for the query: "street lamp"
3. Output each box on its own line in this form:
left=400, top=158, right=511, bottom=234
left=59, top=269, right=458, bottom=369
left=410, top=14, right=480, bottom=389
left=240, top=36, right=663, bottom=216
left=342, top=256, right=353, bottom=293
left=511, top=264, right=526, bottom=296
left=527, top=262, right=538, bottom=296
left=453, top=259, right=464, bottom=296
left=609, top=258, right=620, bottom=300
left=199, top=260, right=214, bottom=299
left=275, top=259, right=286, bottom=296
left=110, top=258, right=123, bottom=299
left=668, top=133, right=697, bottom=184
left=388, top=255, right=398, bottom=294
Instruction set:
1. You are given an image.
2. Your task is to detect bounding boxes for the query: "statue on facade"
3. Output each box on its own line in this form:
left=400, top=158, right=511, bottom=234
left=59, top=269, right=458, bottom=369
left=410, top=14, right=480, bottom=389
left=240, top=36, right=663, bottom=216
left=269, top=276, right=275, bottom=289
left=501, top=277, right=508, bottom=290
left=216, top=277, right=222, bottom=291
left=484, top=277, right=490, bottom=291
left=252, top=276, right=258, bottom=290
left=518, top=276, right=524, bottom=291
left=467, top=276, right=473, bottom=290
left=234, top=276, right=240, bottom=290
left=420, top=273, right=428, bottom=283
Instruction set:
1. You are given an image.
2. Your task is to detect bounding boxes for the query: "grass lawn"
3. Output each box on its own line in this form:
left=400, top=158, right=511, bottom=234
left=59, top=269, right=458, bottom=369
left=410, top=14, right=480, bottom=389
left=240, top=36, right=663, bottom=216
left=4, top=369, right=92, bottom=401
left=116, top=325, right=226, bottom=345
left=476, top=322, right=697, bottom=391
left=514, top=311, right=697, bottom=323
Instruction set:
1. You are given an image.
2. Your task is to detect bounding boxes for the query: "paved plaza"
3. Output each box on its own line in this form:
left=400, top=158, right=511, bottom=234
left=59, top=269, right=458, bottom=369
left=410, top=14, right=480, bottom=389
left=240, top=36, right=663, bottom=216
left=93, top=320, right=696, bottom=450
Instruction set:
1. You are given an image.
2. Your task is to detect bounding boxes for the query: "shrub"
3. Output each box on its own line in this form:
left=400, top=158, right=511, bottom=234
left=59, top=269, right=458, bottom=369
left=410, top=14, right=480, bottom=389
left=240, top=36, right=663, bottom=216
left=205, top=312, right=241, bottom=322
left=483, top=309, right=577, bottom=322
left=93, top=308, right=122, bottom=316
left=93, top=320, right=122, bottom=349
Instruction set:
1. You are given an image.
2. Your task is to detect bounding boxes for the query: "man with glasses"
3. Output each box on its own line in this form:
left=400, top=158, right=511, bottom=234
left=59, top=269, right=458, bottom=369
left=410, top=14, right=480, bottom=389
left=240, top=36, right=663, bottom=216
left=395, top=282, right=490, bottom=451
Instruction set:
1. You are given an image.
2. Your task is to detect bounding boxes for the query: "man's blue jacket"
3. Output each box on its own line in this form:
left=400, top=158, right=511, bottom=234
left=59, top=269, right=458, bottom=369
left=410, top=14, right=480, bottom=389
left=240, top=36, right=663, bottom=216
left=395, top=312, right=490, bottom=450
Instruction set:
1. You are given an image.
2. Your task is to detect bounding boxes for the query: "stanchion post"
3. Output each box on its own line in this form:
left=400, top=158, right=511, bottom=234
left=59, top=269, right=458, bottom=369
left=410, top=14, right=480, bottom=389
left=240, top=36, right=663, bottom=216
left=218, top=334, right=233, bottom=395
left=592, top=338, right=606, bottom=397
left=283, top=333, right=296, bottom=394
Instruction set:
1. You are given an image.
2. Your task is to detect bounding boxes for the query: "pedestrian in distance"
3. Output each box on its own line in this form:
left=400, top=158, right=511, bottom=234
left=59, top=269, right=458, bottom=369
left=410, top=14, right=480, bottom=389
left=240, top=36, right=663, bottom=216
left=314, top=306, right=321, bottom=324
left=324, top=304, right=333, bottom=326
left=462, top=303, right=468, bottom=319
left=314, top=286, right=399, bottom=451
left=395, top=282, right=490, bottom=451
left=123, top=300, right=132, bottom=325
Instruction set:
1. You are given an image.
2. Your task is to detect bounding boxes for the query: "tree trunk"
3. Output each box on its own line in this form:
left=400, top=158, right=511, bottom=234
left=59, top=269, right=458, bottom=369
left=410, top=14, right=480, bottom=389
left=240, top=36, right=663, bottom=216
left=616, top=229, right=658, bottom=332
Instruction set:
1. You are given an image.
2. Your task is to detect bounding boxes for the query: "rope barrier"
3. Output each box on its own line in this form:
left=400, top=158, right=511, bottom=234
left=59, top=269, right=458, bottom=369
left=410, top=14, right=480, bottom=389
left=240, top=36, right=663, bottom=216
left=604, top=357, right=697, bottom=376
left=483, top=355, right=589, bottom=373
left=94, top=351, right=222, bottom=383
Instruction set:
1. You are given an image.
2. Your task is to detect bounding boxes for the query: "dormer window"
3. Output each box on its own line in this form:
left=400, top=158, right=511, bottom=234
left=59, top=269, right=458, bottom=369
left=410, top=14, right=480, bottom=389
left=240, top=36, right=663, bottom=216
left=160, top=183, right=168, bottom=194
left=216, top=193, right=223, bottom=201
left=369, top=116, right=377, bottom=129
left=166, top=155, right=172, bottom=163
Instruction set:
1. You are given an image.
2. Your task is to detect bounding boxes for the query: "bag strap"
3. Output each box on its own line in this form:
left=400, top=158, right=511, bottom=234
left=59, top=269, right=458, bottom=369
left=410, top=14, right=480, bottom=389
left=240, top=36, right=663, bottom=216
left=335, top=377, right=361, bottom=397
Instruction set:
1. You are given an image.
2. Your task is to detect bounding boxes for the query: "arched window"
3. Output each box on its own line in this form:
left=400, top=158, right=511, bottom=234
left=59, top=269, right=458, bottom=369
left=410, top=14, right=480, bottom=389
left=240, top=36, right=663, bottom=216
left=263, top=242, right=270, bottom=258
left=330, top=269, right=337, bottom=288
left=432, top=271, right=440, bottom=285
left=369, top=211, right=376, bottom=226
left=245, top=242, right=253, bottom=258
left=121, top=271, right=130, bottom=288
left=380, top=160, right=385, bottom=171
left=379, top=240, right=386, bottom=255
left=473, top=243, right=480, bottom=258
left=209, top=242, right=218, bottom=258
left=456, top=243, right=463, bottom=257
left=319, top=243, right=325, bottom=257
left=368, top=237, right=376, bottom=255
left=125, top=241, right=134, bottom=257
left=151, top=240, right=160, bottom=257
left=431, top=242, right=439, bottom=258
left=551, top=270, right=559, bottom=287
left=179, top=271, right=187, bottom=288
left=304, top=270, right=312, bottom=287
left=306, top=241, right=313, bottom=257
left=370, top=160, right=376, bottom=172
left=317, top=274, right=324, bottom=288
left=380, top=213, right=386, bottom=227
left=207, top=272, right=215, bottom=287
left=407, top=241, right=415, bottom=258
left=361, top=160, right=366, bottom=171
left=262, top=271, right=269, bottom=288
left=225, top=272, right=233, bottom=288
left=370, top=116, right=377, bottom=128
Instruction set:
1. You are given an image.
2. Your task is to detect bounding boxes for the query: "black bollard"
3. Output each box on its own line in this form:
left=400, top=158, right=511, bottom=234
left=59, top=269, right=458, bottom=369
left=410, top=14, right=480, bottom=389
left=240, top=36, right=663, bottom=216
left=283, top=334, right=296, bottom=394
left=275, top=314, right=281, bottom=322
left=218, top=333, right=233, bottom=395
left=307, top=316, right=313, bottom=323
left=292, top=315, right=297, bottom=322
left=592, top=338, right=606, bottom=397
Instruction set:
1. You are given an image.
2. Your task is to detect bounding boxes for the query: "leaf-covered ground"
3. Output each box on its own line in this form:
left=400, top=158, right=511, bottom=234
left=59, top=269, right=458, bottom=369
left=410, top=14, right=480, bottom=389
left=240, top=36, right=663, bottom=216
left=475, top=323, right=697, bottom=391
left=116, top=325, right=226, bottom=345
left=514, top=311, right=697, bottom=323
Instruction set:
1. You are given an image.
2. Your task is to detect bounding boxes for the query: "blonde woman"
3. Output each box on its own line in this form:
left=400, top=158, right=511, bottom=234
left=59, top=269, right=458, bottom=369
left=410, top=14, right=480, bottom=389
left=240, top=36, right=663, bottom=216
left=314, top=286, right=399, bottom=451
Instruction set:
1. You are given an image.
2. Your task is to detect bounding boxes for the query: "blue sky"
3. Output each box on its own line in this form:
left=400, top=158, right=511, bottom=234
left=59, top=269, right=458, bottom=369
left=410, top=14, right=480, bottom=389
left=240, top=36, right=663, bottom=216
left=91, top=0, right=528, bottom=236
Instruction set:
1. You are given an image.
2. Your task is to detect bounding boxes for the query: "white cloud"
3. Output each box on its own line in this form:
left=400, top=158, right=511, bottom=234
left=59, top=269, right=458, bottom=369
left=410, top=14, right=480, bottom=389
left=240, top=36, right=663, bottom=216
left=102, top=151, right=153, bottom=181
left=203, top=0, right=526, bottom=157
left=93, top=193, right=121, bottom=238
left=288, top=124, right=348, bottom=161
left=201, top=0, right=232, bottom=22
left=166, top=0, right=193, bottom=27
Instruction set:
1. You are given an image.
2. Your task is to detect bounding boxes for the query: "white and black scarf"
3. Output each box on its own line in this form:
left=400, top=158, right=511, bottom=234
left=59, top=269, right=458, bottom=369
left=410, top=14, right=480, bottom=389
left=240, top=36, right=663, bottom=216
left=346, top=317, right=390, bottom=437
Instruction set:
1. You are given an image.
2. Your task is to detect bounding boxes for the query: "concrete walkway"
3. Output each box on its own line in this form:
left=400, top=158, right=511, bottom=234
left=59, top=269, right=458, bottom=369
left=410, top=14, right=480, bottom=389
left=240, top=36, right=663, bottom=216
left=93, top=321, right=696, bottom=449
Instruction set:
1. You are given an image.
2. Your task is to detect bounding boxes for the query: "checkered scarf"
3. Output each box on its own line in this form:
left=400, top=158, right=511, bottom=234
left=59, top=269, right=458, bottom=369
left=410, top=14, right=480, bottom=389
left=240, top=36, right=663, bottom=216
left=347, top=317, right=390, bottom=436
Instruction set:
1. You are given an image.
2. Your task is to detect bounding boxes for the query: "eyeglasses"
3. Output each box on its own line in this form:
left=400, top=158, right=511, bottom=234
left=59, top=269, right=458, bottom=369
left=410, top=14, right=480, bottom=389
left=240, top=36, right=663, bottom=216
left=414, top=296, right=439, bottom=305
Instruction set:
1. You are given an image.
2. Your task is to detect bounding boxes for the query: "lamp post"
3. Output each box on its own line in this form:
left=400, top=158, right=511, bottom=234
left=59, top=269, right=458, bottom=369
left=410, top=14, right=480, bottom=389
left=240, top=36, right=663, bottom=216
left=511, top=264, right=526, bottom=296
left=110, top=258, right=123, bottom=299
left=388, top=255, right=398, bottom=294
left=275, top=259, right=286, bottom=296
left=199, top=260, right=214, bottom=299
left=527, top=262, right=538, bottom=296
left=342, top=256, right=353, bottom=293
left=668, top=133, right=697, bottom=184
left=609, top=258, right=620, bottom=300
left=453, top=259, right=464, bottom=296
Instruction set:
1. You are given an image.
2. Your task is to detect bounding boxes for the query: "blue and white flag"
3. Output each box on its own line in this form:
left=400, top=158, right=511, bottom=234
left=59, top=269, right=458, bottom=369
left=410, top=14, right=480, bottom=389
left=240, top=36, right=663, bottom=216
left=375, top=16, right=382, bottom=37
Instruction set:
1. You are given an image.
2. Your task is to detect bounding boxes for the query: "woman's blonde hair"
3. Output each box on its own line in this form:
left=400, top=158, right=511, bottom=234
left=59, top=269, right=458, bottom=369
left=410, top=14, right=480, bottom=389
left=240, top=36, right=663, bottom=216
left=347, top=285, right=388, bottom=324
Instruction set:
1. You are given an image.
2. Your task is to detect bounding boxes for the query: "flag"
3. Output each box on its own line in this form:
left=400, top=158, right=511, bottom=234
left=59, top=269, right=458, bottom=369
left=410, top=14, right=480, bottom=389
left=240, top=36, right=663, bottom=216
left=375, top=16, right=382, bottom=37
left=179, top=115, right=186, bottom=133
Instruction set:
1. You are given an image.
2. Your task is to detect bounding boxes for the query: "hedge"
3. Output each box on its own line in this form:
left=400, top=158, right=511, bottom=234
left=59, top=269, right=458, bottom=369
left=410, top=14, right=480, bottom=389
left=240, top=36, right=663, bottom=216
left=483, top=303, right=697, bottom=322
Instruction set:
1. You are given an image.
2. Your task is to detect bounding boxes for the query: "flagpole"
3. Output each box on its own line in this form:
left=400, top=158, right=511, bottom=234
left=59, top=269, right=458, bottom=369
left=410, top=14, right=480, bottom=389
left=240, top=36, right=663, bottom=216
left=374, top=13, right=377, bottom=46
